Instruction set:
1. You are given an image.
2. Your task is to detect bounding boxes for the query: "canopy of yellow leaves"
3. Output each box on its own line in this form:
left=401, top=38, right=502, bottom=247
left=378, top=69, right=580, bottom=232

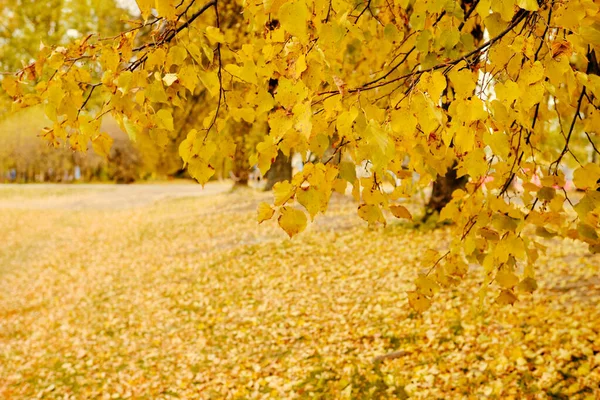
left=4, top=0, right=600, bottom=311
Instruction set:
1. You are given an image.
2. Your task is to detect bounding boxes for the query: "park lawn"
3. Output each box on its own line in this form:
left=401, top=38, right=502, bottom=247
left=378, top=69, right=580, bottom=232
left=0, top=185, right=599, bottom=399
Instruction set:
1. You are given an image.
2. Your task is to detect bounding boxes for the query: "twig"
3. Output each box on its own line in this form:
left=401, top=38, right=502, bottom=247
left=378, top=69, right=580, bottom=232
left=203, top=0, right=223, bottom=141
left=77, top=83, right=100, bottom=117
left=133, top=0, right=216, bottom=52
left=551, top=87, right=586, bottom=174
left=426, top=251, right=450, bottom=276
left=373, top=350, right=409, bottom=363
left=354, top=0, right=372, bottom=23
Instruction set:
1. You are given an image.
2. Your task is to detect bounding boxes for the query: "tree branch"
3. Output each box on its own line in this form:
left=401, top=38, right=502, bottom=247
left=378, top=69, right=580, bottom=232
left=551, top=87, right=586, bottom=173
left=203, top=0, right=223, bottom=140
left=132, top=0, right=216, bottom=52
left=317, top=10, right=530, bottom=97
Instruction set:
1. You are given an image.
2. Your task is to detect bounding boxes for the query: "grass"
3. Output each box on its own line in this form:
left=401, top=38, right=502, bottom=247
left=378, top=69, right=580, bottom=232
left=0, top=185, right=598, bottom=399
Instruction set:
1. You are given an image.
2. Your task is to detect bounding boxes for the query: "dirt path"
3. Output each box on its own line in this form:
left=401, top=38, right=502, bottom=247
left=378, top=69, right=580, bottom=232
left=0, top=181, right=233, bottom=210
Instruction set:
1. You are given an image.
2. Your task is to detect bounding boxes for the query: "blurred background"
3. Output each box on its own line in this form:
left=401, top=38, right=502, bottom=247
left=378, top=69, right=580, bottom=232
left=0, top=0, right=169, bottom=183
left=0, top=0, right=281, bottom=185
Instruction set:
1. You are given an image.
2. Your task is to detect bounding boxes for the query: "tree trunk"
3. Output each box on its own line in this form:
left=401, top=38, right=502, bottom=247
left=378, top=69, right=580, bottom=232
left=231, top=122, right=250, bottom=186
left=422, top=0, right=480, bottom=219
left=425, top=163, right=467, bottom=217
left=263, top=150, right=292, bottom=191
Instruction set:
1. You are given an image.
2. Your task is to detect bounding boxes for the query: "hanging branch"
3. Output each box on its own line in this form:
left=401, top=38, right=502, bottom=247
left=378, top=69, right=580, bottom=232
left=551, top=87, right=586, bottom=173
left=133, top=0, right=216, bottom=52
left=317, top=9, right=531, bottom=97
left=203, top=0, right=223, bottom=140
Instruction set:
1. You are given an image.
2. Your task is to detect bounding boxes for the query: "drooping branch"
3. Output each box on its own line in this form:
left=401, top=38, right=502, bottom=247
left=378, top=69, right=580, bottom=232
left=551, top=87, right=586, bottom=173
left=203, top=0, right=223, bottom=140
left=317, top=9, right=531, bottom=97
left=132, top=0, right=216, bottom=52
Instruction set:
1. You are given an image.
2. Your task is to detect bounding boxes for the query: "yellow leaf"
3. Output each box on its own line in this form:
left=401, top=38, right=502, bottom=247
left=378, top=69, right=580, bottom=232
left=100, top=47, right=120, bottom=71
left=390, top=205, right=412, bottom=220
left=579, top=26, right=600, bottom=46
left=256, top=136, right=279, bottom=175
left=47, top=83, right=65, bottom=108
left=332, top=179, right=347, bottom=194
left=268, top=109, right=294, bottom=140
left=224, top=62, right=258, bottom=85
left=362, top=122, right=394, bottom=169
left=1, top=75, right=19, bottom=97
left=296, top=187, right=320, bottom=220
left=146, top=48, right=166, bottom=70
left=517, top=0, right=538, bottom=11
left=199, top=71, right=220, bottom=97
left=79, top=114, right=101, bottom=139
left=257, top=202, right=275, bottom=223
left=255, top=89, right=276, bottom=115
left=275, top=77, right=308, bottom=110
left=309, top=133, right=329, bottom=157
left=278, top=0, right=308, bottom=44
left=122, top=117, right=139, bottom=142
left=484, top=129, right=510, bottom=160
left=520, top=61, right=544, bottom=85
left=47, top=51, right=65, bottom=70
left=278, top=206, right=307, bottom=238
left=178, top=64, right=199, bottom=92
left=293, top=54, right=307, bottom=79
left=496, top=270, right=519, bottom=288
left=573, top=164, right=600, bottom=190
left=155, top=109, right=174, bottom=131
left=415, top=273, right=440, bottom=296
left=166, top=45, right=187, bottom=68
left=448, top=68, right=476, bottom=98
left=407, top=291, right=431, bottom=312
left=339, top=162, right=356, bottom=183
left=273, top=181, right=295, bottom=206
left=145, top=79, right=168, bottom=103
left=136, top=0, right=153, bottom=20
left=357, top=204, right=385, bottom=226
left=390, top=108, right=417, bottom=136
left=496, top=289, right=518, bottom=305
left=336, top=108, right=358, bottom=137
left=518, top=277, right=538, bottom=293
left=419, top=71, right=446, bottom=101
left=188, top=158, right=215, bottom=185
left=206, top=26, right=225, bottom=44
left=92, top=132, right=113, bottom=158
left=492, top=0, right=515, bottom=21
left=363, top=186, right=385, bottom=205
left=478, top=227, right=500, bottom=241
left=155, top=0, right=176, bottom=20
left=117, top=71, right=133, bottom=93
left=495, top=80, right=520, bottom=104
left=179, top=129, right=197, bottom=166
left=162, top=73, right=178, bottom=87
left=292, top=101, right=312, bottom=138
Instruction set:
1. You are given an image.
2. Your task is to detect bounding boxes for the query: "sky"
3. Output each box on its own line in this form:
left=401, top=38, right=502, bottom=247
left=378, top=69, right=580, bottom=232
left=117, top=0, right=140, bottom=14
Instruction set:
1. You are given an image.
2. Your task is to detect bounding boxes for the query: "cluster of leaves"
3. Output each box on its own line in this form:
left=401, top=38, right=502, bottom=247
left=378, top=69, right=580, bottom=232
left=3, top=0, right=600, bottom=310
left=0, top=186, right=599, bottom=398
left=256, top=161, right=415, bottom=238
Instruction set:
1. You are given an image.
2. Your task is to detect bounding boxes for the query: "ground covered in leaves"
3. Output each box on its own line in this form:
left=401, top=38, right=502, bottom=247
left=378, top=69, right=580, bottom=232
left=0, top=184, right=599, bottom=399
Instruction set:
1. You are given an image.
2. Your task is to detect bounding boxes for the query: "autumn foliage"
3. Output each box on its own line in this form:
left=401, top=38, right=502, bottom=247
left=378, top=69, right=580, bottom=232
left=3, top=0, right=600, bottom=311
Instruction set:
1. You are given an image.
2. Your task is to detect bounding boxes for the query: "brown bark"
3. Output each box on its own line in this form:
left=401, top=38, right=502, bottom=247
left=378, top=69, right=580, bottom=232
left=231, top=122, right=251, bottom=186
left=425, top=163, right=467, bottom=217
left=263, top=150, right=292, bottom=191
left=421, top=0, right=480, bottom=218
